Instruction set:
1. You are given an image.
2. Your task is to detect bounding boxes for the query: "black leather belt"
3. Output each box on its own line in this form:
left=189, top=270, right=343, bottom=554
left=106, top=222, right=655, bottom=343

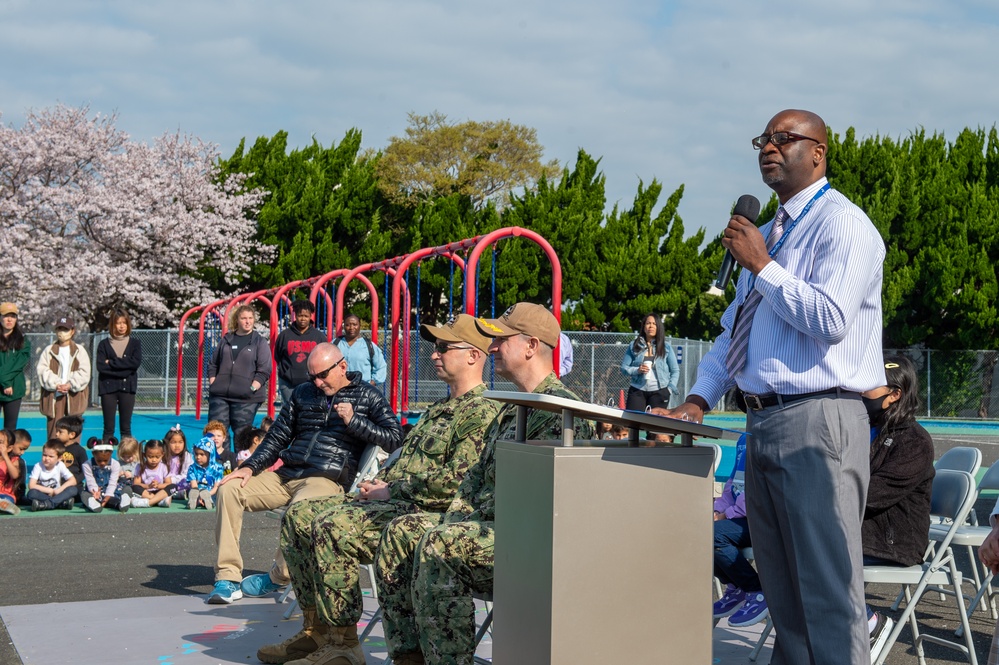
left=739, top=388, right=851, bottom=411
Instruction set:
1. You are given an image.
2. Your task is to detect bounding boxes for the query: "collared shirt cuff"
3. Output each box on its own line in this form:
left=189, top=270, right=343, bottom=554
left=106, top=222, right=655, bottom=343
left=688, top=380, right=729, bottom=410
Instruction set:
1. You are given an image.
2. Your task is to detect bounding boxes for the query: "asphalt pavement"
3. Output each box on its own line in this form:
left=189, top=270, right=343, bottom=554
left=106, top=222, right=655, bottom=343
left=2, top=431, right=999, bottom=664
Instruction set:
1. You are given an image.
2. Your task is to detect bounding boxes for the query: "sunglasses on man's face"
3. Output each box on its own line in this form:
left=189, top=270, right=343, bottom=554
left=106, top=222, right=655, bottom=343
left=434, top=342, right=474, bottom=355
left=309, top=358, right=345, bottom=381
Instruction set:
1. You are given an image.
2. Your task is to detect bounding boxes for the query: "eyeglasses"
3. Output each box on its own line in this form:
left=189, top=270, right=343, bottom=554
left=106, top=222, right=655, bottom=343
left=434, top=342, right=474, bottom=355
left=751, top=131, right=821, bottom=150
left=308, top=358, right=345, bottom=381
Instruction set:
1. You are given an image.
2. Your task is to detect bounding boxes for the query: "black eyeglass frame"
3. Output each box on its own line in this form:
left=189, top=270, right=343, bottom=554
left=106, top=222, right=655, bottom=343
left=751, top=131, right=822, bottom=150
left=308, top=358, right=345, bottom=381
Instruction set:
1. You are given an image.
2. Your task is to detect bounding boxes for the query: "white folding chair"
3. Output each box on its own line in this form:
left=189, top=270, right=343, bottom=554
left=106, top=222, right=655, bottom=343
left=927, top=460, right=999, bottom=631
left=890, top=445, right=984, bottom=613
left=864, top=469, right=978, bottom=665
left=695, top=441, right=723, bottom=477
left=934, top=446, right=982, bottom=476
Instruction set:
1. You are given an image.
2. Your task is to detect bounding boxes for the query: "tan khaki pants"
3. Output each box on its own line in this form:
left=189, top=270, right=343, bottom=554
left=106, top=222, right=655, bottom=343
left=214, top=471, right=342, bottom=583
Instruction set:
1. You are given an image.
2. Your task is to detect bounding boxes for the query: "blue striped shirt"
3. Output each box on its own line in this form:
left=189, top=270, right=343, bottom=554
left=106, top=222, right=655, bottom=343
left=691, top=177, right=887, bottom=405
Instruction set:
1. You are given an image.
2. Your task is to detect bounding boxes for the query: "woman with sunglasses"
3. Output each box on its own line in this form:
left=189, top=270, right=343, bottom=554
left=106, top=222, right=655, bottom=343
left=207, top=305, right=273, bottom=446
left=0, top=303, right=30, bottom=430
left=861, top=355, right=935, bottom=660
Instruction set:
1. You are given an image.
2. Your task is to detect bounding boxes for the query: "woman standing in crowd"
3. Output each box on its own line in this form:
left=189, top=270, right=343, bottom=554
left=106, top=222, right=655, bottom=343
left=620, top=313, right=680, bottom=413
left=96, top=307, right=142, bottom=441
left=0, top=303, right=30, bottom=430
left=207, top=305, right=272, bottom=444
left=37, top=315, right=91, bottom=438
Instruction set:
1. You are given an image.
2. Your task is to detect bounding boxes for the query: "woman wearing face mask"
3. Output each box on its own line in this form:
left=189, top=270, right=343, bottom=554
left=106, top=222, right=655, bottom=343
left=37, top=315, right=92, bottom=438
left=860, top=355, right=935, bottom=659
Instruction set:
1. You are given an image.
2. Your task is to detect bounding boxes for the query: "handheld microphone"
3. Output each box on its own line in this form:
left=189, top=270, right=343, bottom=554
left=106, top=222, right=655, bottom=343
left=714, top=194, right=761, bottom=291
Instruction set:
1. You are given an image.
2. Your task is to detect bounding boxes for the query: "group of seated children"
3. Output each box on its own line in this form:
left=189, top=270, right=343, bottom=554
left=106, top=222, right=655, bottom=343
left=0, top=415, right=272, bottom=515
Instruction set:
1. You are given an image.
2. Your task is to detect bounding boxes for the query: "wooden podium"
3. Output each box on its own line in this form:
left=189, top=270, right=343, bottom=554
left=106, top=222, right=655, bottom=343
left=488, top=391, right=740, bottom=665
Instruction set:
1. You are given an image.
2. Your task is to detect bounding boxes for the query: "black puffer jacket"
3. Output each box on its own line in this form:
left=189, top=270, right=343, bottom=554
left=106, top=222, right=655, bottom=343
left=242, top=372, right=403, bottom=488
left=862, top=421, right=935, bottom=566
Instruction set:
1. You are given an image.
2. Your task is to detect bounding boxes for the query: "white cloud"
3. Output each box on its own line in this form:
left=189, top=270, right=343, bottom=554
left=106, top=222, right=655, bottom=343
left=1, top=0, right=997, bottom=243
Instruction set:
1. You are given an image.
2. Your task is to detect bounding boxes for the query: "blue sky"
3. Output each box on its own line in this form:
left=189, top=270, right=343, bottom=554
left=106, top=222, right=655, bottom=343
left=2, top=0, right=998, bottom=241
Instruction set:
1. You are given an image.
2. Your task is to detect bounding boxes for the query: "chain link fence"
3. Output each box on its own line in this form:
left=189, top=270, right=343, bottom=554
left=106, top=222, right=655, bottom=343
left=17, top=331, right=999, bottom=419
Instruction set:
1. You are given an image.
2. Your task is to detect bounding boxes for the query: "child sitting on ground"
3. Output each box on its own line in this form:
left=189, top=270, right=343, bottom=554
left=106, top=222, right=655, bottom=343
left=81, top=437, right=132, bottom=513
left=117, top=436, right=140, bottom=483
left=27, top=440, right=79, bottom=511
left=0, top=429, right=22, bottom=515
left=234, top=425, right=266, bottom=464
left=203, top=420, right=237, bottom=475
left=187, top=437, right=224, bottom=510
left=131, top=439, right=174, bottom=508
left=52, top=414, right=88, bottom=494
left=164, top=426, right=192, bottom=498
left=13, top=429, right=30, bottom=506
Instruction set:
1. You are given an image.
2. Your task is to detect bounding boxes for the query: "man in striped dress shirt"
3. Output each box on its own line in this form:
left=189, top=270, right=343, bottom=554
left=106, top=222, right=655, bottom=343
left=660, top=109, right=886, bottom=665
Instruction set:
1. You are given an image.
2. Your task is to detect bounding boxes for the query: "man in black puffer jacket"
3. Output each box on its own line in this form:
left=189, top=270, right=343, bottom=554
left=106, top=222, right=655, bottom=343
left=207, top=342, right=403, bottom=605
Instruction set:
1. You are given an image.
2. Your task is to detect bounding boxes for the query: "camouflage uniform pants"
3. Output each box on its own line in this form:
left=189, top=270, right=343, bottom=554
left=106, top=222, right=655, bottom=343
left=375, top=512, right=445, bottom=657
left=281, top=494, right=414, bottom=627
left=412, top=520, right=494, bottom=665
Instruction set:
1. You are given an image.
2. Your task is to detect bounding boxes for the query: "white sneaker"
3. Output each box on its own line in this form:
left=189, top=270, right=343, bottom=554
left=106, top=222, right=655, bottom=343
left=119, top=493, right=131, bottom=512
left=86, top=497, right=102, bottom=512
left=870, top=612, right=895, bottom=663
left=162, top=495, right=172, bottom=508
left=131, top=498, right=151, bottom=508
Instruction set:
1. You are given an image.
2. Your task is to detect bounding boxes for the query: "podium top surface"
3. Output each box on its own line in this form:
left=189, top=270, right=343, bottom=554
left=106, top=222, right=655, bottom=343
left=483, top=390, right=742, bottom=441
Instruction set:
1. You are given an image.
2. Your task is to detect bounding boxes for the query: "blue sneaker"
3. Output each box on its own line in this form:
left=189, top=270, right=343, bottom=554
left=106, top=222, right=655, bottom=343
left=241, top=573, right=285, bottom=597
left=713, top=584, right=746, bottom=619
left=207, top=580, right=243, bottom=604
left=728, top=592, right=768, bottom=627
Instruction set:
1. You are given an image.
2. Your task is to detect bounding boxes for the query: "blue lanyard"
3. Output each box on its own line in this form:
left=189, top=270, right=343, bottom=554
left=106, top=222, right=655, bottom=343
left=745, top=183, right=830, bottom=293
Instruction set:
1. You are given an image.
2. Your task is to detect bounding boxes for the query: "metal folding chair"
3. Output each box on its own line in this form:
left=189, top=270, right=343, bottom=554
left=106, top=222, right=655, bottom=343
left=864, top=469, right=979, bottom=665
left=926, top=460, right=999, bottom=632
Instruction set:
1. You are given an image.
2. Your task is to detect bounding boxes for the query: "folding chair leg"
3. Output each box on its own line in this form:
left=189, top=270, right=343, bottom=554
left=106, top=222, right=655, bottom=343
left=283, top=598, right=299, bottom=620
left=359, top=607, right=383, bottom=643
left=472, top=605, right=493, bottom=665
left=748, top=619, right=772, bottom=662
left=277, top=583, right=293, bottom=604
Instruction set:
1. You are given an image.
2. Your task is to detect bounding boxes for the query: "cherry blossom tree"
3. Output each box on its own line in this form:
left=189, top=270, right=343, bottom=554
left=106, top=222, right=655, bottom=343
left=0, top=105, right=269, bottom=330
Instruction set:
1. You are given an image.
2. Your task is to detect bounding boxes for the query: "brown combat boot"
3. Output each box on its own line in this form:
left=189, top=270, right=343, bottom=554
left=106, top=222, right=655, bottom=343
left=285, top=624, right=364, bottom=665
left=257, top=608, right=330, bottom=664
left=392, top=652, right=426, bottom=665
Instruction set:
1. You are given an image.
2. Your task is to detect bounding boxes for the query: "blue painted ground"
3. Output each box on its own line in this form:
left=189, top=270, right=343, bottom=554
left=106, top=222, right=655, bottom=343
left=14, top=410, right=999, bottom=483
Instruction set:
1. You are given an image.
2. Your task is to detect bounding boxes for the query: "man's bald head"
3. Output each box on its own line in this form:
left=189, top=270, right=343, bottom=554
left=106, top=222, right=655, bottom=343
left=307, top=343, right=350, bottom=394
left=309, top=342, right=342, bottom=367
left=758, top=109, right=828, bottom=202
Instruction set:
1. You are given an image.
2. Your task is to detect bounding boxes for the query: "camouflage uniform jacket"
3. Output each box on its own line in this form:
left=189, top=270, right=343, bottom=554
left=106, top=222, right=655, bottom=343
left=444, top=372, right=594, bottom=524
left=377, top=383, right=499, bottom=513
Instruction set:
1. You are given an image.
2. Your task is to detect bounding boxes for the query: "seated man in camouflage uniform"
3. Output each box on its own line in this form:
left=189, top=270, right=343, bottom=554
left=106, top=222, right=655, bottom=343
left=254, top=314, right=499, bottom=665
left=376, top=303, right=594, bottom=665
